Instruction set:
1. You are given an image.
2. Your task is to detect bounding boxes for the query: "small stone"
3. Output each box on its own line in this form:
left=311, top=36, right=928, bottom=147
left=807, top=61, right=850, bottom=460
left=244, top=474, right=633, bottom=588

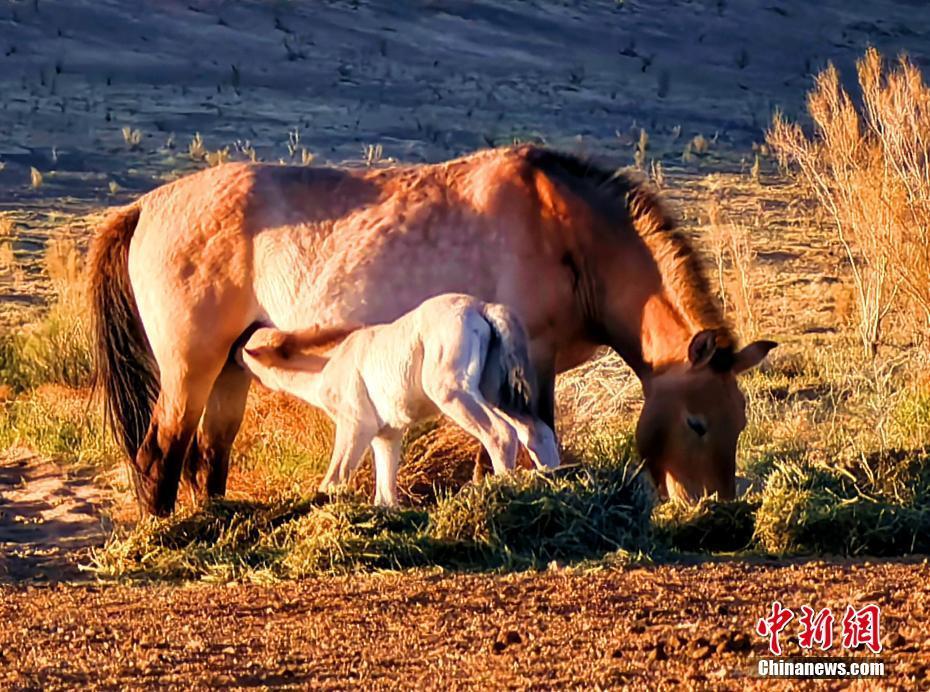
left=886, top=632, right=906, bottom=649
left=648, top=643, right=668, bottom=662
left=503, top=630, right=522, bottom=645
left=691, top=644, right=713, bottom=660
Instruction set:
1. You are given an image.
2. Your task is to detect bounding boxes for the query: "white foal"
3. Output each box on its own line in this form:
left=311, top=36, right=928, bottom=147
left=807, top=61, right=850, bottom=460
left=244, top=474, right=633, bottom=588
left=239, top=293, right=560, bottom=507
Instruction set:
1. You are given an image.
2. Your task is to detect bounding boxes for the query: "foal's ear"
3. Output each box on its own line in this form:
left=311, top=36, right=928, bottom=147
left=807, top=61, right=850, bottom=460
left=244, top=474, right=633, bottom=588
left=242, top=328, right=291, bottom=366
left=732, top=340, right=778, bottom=374
left=687, top=329, right=719, bottom=368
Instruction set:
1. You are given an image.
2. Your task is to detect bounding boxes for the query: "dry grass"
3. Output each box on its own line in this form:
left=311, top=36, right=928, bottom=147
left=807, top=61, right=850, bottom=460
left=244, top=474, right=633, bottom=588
left=705, top=188, right=760, bottom=339
left=768, top=47, right=930, bottom=356
left=91, top=448, right=651, bottom=580
left=0, top=237, right=92, bottom=390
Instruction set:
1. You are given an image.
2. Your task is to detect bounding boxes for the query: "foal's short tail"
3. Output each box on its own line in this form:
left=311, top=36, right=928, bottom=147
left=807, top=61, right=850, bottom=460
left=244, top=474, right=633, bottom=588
left=480, top=304, right=534, bottom=415
left=88, top=205, right=159, bottom=460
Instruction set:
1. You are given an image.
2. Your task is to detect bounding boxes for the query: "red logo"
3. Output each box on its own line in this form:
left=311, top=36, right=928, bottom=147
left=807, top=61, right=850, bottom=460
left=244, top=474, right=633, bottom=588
left=755, top=602, right=882, bottom=655
left=798, top=606, right=834, bottom=650
left=841, top=604, right=882, bottom=654
left=755, top=601, right=795, bottom=655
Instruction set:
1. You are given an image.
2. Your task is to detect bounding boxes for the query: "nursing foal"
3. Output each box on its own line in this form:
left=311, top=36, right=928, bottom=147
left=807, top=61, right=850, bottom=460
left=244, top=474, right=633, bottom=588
left=239, top=293, right=560, bottom=507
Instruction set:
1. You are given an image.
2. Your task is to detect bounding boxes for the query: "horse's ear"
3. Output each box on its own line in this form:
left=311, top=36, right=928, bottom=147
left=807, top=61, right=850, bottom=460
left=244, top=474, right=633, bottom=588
left=687, top=329, right=718, bottom=369
left=732, top=340, right=778, bottom=374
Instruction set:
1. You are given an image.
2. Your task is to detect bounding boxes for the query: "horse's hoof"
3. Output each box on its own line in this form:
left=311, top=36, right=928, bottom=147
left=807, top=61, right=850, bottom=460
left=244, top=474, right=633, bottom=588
left=310, top=490, right=330, bottom=505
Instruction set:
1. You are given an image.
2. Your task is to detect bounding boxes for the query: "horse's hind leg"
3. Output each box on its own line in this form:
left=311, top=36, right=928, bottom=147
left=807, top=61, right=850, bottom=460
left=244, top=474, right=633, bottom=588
left=134, top=368, right=219, bottom=516
left=183, top=360, right=251, bottom=498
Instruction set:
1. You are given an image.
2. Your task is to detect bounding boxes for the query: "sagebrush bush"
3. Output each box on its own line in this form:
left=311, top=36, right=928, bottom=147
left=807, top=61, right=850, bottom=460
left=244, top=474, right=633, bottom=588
left=768, top=47, right=930, bottom=355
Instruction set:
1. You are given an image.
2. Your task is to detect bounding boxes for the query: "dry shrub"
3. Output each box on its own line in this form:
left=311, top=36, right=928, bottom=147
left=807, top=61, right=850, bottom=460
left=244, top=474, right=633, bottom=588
left=706, top=193, right=759, bottom=339
left=554, top=349, right=639, bottom=442
left=768, top=48, right=930, bottom=355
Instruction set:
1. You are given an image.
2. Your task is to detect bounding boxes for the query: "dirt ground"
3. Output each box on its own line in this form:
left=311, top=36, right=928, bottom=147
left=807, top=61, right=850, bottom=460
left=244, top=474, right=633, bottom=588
left=0, top=562, right=926, bottom=689
left=0, top=451, right=112, bottom=582
left=4, top=0, right=930, bottom=321
left=1, top=455, right=928, bottom=688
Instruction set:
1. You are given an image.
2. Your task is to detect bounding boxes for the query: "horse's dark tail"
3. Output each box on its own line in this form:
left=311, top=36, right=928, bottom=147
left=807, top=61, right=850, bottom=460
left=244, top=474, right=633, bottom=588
left=88, top=205, right=159, bottom=461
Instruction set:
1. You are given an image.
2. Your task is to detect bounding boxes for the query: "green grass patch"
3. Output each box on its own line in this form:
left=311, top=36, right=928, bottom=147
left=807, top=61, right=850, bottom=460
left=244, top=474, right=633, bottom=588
left=0, top=239, right=93, bottom=391
left=91, top=453, right=653, bottom=581
left=0, top=389, right=118, bottom=467
left=0, top=301, right=92, bottom=391
left=652, top=496, right=760, bottom=553
left=754, top=452, right=930, bottom=556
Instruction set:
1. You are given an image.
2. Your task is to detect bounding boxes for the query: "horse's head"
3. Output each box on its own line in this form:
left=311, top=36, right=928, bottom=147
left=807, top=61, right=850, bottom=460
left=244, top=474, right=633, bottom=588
left=635, top=330, right=776, bottom=502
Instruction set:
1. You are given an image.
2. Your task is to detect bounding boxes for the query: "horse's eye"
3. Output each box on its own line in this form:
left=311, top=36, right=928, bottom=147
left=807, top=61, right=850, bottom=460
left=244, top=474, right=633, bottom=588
left=686, top=415, right=707, bottom=437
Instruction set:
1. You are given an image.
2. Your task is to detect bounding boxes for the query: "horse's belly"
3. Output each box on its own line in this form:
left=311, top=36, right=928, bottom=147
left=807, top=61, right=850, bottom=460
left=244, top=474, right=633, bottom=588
left=254, top=223, right=504, bottom=331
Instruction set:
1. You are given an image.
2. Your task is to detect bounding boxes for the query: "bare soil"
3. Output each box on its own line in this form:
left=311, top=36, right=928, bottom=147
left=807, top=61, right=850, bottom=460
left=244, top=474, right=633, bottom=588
left=0, top=451, right=112, bottom=582
left=0, top=562, right=927, bottom=689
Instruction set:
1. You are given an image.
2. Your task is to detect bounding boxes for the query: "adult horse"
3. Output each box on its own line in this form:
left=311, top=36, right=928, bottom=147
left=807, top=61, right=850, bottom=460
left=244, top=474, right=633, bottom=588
left=89, top=145, right=775, bottom=516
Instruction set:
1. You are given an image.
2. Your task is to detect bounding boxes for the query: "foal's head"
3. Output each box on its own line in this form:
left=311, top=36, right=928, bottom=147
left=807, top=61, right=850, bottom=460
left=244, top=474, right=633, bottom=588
left=635, top=330, right=776, bottom=502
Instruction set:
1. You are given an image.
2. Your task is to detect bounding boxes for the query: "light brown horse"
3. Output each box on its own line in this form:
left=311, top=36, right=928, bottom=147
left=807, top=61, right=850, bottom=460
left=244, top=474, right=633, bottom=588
left=89, top=145, right=775, bottom=516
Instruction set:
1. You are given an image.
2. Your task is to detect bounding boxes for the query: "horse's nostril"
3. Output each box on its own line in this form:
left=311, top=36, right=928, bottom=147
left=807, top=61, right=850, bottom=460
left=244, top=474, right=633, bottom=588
left=687, top=416, right=707, bottom=437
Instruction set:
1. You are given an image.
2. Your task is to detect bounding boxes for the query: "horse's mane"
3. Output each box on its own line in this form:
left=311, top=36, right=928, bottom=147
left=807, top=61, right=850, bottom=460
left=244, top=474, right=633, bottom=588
left=520, top=146, right=733, bottom=351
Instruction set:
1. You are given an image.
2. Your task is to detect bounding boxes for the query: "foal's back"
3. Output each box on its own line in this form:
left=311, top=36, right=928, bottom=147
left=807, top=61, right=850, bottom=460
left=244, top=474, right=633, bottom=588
left=333, top=294, right=497, bottom=427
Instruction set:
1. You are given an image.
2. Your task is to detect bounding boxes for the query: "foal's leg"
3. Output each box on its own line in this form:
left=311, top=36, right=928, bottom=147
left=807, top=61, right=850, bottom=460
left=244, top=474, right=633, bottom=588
left=183, top=360, right=251, bottom=498
left=435, top=391, right=520, bottom=475
left=425, top=323, right=520, bottom=476
left=371, top=431, right=403, bottom=507
left=319, top=417, right=375, bottom=495
left=496, top=411, right=560, bottom=471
